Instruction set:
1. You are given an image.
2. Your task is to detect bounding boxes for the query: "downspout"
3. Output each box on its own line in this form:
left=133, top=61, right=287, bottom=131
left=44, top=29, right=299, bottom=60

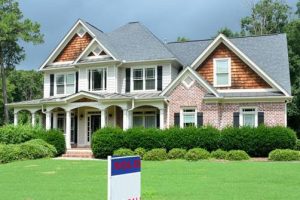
left=164, top=98, right=170, bottom=128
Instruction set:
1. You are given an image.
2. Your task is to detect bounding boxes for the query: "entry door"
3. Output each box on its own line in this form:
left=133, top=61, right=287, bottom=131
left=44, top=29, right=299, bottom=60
left=87, top=115, right=101, bottom=145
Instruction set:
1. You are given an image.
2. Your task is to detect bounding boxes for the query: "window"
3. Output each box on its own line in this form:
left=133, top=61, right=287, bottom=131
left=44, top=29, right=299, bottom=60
left=240, top=108, right=257, bottom=127
left=57, top=114, right=65, bottom=132
left=133, top=111, right=156, bottom=128
left=56, top=73, right=75, bottom=95
left=214, top=58, right=231, bottom=87
left=89, top=68, right=107, bottom=91
left=132, top=67, right=156, bottom=91
left=181, top=108, right=196, bottom=127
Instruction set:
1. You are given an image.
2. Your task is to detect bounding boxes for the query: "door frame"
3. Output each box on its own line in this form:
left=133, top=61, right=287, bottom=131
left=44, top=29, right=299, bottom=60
left=85, top=109, right=101, bottom=146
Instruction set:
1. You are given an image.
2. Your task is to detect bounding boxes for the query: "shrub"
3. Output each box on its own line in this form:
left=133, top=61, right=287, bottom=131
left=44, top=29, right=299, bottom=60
left=184, top=148, right=210, bottom=161
left=211, top=149, right=228, bottom=159
left=295, top=140, right=300, bottom=151
left=226, top=150, right=250, bottom=161
left=0, top=125, right=40, bottom=144
left=134, top=148, right=146, bottom=159
left=143, top=148, right=167, bottom=161
left=92, top=127, right=124, bottom=158
left=38, top=129, right=65, bottom=156
left=113, top=148, right=134, bottom=156
left=268, top=149, right=300, bottom=161
left=167, top=148, right=187, bottom=159
left=220, top=126, right=297, bottom=157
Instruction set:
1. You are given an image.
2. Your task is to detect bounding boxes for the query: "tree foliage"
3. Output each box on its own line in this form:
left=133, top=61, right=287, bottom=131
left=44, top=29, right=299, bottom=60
left=176, top=37, right=189, bottom=42
left=216, top=27, right=240, bottom=38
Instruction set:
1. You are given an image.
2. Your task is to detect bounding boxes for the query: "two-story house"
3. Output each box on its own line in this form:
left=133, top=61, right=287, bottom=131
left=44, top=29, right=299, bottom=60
left=8, top=19, right=292, bottom=150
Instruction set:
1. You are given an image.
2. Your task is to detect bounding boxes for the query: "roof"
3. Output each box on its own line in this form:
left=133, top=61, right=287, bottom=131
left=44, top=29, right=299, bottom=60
left=167, top=34, right=291, bottom=95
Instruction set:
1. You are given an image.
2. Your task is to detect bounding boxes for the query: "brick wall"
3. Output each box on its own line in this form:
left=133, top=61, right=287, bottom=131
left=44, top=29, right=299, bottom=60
left=167, top=81, right=286, bottom=128
left=197, top=43, right=271, bottom=89
left=54, top=33, right=92, bottom=62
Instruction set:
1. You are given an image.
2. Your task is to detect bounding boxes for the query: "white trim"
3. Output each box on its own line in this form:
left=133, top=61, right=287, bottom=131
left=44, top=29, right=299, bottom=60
left=160, top=66, right=220, bottom=97
left=239, top=107, right=258, bottom=127
left=64, top=91, right=101, bottom=102
left=284, top=102, right=287, bottom=127
left=213, top=58, right=231, bottom=87
left=180, top=107, right=197, bottom=128
left=182, top=75, right=195, bottom=89
left=217, top=88, right=278, bottom=93
left=54, top=73, right=76, bottom=96
left=88, top=67, right=107, bottom=92
left=131, top=66, right=157, bottom=92
left=191, top=34, right=290, bottom=97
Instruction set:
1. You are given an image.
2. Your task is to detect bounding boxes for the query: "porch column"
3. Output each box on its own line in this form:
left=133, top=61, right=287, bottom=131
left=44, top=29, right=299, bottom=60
left=101, top=109, right=106, bottom=128
left=128, top=110, right=132, bottom=129
left=159, top=108, right=165, bottom=129
left=65, top=110, right=71, bottom=149
left=14, top=112, right=18, bottom=126
left=53, top=112, right=58, bottom=129
left=123, top=108, right=128, bottom=130
left=31, top=111, right=36, bottom=127
left=45, top=111, right=51, bottom=130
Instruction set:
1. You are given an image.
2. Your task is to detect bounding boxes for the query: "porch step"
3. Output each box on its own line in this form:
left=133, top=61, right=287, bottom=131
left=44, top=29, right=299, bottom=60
left=62, top=149, right=94, bottom=158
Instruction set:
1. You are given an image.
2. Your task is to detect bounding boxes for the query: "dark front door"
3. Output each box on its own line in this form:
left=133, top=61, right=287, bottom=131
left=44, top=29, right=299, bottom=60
left=87, top=114, right=101, bottom=144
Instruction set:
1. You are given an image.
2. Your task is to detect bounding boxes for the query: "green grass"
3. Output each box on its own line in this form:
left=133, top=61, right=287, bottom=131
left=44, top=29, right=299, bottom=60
left=1, top=159, right=300, bottom=200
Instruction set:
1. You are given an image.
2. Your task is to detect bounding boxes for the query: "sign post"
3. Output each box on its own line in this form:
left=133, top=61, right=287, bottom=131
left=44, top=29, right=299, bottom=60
left=108, top=156, right=141, bottom=200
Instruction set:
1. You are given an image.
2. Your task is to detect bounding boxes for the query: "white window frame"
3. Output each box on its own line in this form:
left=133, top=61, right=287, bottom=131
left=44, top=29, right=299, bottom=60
left=180, top=107, right=197, bottom=128
left=213, top=58, right=231, bottom=87
left=132, top=109, right=157, bottom=128
left=239, top=107, right=258, bottom=127
left=54, top=73, right=75, bottom=95
left=88, top=67, right=107, bottom=92
left=131, top=66, right=157, bottom=92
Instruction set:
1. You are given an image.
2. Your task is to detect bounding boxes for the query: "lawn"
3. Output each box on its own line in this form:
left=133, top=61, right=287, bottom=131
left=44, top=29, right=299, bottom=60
left=1, top=159, right=300, bottom=200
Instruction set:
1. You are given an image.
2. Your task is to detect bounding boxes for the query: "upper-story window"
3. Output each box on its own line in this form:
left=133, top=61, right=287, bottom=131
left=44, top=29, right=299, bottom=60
left=132, top=67, right=156, bottom=91
left=56, top=73, right=75, bottom=95
left=213, top=58, right=231, bottom=87
left=89, top=68, right=107, bottom=91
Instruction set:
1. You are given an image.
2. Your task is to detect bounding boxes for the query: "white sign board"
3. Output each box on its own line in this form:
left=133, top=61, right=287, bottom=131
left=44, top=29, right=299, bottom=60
left=108, top=156, right=141, bottom=200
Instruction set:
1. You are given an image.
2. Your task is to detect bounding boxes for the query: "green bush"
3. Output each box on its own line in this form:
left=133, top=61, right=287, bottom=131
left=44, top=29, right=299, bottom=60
left=295, top=140, right=300, bottom=151
left=113, top=148, right=134, bottom=156
left=0, top=125, right=41, bottom=144
left=226, top=150, right=250, bottom=161
left=167, top=148, right=187, bottom=159
left=40, top=129, right=65, bottom=156
left=268, top=149, right=300, bottom=161
left=143, top=148, right=167, bottom=161
left=211, top=149, right=228, bottom=159
left=184, top=148, right=210, bottom=161
left=220, top=126, right=297, bottom=157
left=92, top=127, right=124, bottom=158
left=134, top=148, right=146, bottom=159
left=0, top=139, right=56, bottom=164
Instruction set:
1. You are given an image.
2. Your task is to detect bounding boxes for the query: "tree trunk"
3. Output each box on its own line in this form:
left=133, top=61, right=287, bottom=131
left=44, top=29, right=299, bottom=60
left=1, top=64, right=9, bottom=124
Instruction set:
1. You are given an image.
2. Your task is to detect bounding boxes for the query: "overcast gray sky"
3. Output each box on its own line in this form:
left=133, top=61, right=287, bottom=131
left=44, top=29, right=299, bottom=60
left=17, top=0, right=298, bottom=70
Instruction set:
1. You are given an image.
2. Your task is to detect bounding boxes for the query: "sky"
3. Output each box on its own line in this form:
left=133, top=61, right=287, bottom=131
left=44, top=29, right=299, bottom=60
left=17, top=0, right=298, bottom=70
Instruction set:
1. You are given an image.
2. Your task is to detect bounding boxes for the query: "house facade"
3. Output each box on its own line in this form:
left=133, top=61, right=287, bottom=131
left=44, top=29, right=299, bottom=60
left=8, top=19, right=292, bottom=149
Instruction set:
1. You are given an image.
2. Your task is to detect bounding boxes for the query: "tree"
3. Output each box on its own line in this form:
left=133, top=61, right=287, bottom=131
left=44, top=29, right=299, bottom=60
left=0, top=0, right=43, bottom=123
left=176, top=37, right=189, bottom=42
left=241, top=0, right=291, bottom=35
left=216, top=27, right=240, bottom=37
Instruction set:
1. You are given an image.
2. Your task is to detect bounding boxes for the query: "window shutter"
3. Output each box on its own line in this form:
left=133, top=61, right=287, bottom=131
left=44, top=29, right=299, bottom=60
left=174, top=113, right=180, bottom=127
left=125, top=68, right=131, bottom=93
left=258, top=112, right=264, bottom=125
left=51, top=113, right=53, bottom=129
left=88, top=70, right=91, bottom=91
left=197, top=112, right=203, bottom=127
left=233, top=112, right=240, bottom=127
left=156, top=113, right=160, bottom=128
left=157, top=66, right=163, bottom=91
left=50, top=74, right=54, bottom=96
left=75, top=71, right=79, bottom=93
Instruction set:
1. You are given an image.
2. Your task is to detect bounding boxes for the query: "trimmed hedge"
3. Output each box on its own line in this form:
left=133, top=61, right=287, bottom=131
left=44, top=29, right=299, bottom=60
left=220, top=126, right=297, bottom=157
left=134, top=148, right=146, bottom=159
left=226, top=150, right=250, bottom=161
left=211, top=149, right=228, bottom=159
left=39, top=129, right=66, bottom=156
left=113, top=148, right=134, bottom=156
left=168, top=148, right=187, bottom=159
left=268, top=149, right=300, bottom=161
left=295, top=140, right=300, bottom=151
left=143, top=148, right=167, bottom=161
left=184, top=148, right=210, bottom=161
left=0, top=139, right=57, bottom=164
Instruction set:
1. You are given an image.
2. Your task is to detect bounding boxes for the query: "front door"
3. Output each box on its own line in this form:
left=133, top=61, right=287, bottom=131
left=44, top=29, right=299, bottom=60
left=87, top=114, right=101, bottom=145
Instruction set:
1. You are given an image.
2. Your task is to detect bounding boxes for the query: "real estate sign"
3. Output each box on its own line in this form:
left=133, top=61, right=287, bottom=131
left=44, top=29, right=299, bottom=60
left=107, top=156, right=141, bottom=200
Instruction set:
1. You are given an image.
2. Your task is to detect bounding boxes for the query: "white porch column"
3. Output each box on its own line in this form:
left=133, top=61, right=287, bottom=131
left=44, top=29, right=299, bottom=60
left=128, top=110, right=132, bottom=129
left=101, top=109, right=106, bottom=128
left=159, top=108, right=165, bottom=129
left=14, top=112, right=18, bottom=126
left=45, top=111, right=51, bottom=130
left=65, top=110, right=71, bottom=149
left=53, top=112, right=58, bottom=129
left=31, top=112, right=36, bottom=127
left=123, top=108, right=128, bottom=130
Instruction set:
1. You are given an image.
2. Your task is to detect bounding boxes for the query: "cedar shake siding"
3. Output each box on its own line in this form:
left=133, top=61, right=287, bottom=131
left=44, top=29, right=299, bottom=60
left=197, top=43, right=271, bottom=89
left=54, top=33, right=92, bottom=62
